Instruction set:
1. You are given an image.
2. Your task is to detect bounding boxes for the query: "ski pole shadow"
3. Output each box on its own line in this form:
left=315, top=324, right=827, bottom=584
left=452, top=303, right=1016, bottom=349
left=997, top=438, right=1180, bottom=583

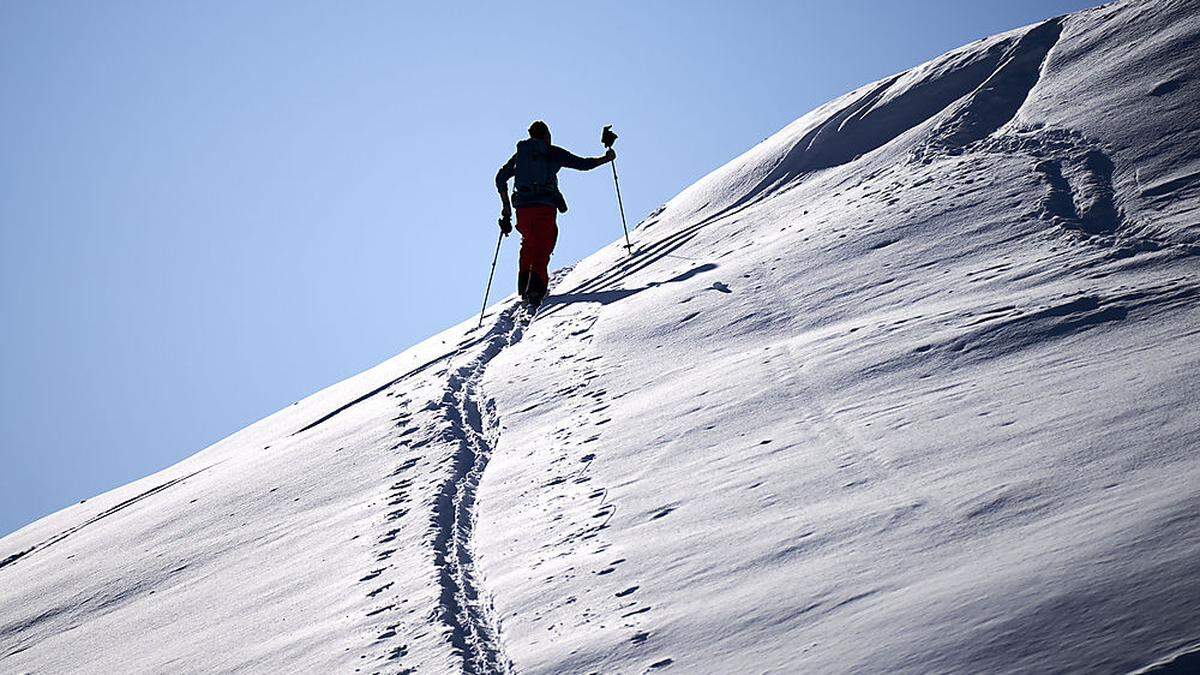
left=542, top=262, right=718, bottom=309
left=533, top=197, right=754, bottom=321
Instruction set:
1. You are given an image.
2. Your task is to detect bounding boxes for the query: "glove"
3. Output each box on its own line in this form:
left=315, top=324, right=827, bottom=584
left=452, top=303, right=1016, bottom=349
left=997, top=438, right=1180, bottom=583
left=498, top=214, right=512, bottom=235
left=604, top=148, right=616, bottom=162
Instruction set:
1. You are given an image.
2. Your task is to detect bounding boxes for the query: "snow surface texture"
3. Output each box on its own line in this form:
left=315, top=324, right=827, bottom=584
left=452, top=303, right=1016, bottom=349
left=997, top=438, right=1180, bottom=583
left=3, top=1, right=1200, bottom=673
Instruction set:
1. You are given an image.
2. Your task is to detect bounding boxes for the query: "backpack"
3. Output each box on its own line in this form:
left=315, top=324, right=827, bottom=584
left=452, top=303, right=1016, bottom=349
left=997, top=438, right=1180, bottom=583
left=513, top=139, right=557, bottom=196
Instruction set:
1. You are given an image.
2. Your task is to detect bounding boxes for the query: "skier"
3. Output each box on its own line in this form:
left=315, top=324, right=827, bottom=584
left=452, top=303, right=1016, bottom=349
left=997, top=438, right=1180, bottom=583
left=495, top=120, right=615, bottom=308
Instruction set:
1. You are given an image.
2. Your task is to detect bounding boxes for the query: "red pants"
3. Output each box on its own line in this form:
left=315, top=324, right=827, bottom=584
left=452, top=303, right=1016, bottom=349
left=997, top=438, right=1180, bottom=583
left=516, top=205, right=558, bottom=288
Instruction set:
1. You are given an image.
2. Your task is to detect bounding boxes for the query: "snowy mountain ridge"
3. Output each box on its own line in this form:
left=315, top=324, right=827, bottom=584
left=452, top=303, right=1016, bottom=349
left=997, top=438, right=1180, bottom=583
left=4, top=1, right=1200, bottom=673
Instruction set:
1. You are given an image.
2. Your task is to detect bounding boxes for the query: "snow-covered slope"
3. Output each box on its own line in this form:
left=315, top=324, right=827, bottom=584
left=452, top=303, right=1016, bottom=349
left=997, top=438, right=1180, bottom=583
left=4, top=1, right=1199, bottom=672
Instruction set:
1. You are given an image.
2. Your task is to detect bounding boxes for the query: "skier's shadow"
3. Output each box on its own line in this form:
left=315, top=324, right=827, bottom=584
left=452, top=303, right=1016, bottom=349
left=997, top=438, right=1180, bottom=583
left=543, top=262, right=717, bottom=308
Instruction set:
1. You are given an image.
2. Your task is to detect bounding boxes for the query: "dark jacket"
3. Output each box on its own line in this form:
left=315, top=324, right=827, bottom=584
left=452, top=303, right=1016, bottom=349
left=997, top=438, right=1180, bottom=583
left=496, top=138, right=609, bottom=211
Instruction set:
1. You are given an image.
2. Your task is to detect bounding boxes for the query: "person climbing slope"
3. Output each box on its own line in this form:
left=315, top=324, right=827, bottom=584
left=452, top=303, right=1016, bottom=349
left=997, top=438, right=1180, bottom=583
left=495, top=120, right=615, bottom=309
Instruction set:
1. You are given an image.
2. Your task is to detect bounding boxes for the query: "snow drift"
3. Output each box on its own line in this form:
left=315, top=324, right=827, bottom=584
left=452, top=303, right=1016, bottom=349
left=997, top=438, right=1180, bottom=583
left=3, top=1, right=1200, bottom=672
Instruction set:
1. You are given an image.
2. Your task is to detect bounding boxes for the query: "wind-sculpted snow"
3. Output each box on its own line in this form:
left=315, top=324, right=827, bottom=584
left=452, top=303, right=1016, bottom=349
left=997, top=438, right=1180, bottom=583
left=727, top=26, right=1026, bottom=204
left=3, top=1, right=1200, bottom=673
left=923, top=19, right=1062, bottom=153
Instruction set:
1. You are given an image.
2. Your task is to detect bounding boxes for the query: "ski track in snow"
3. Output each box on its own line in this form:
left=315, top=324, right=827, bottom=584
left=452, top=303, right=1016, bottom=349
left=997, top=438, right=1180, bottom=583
left=353, top=302, right=529, bottom=673
left=351, top=273, right=570, bottom=673
left=430, top=301, right=528, bottom=674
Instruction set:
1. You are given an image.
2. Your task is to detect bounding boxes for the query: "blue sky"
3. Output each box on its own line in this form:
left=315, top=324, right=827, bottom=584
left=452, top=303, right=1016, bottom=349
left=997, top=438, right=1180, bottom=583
left=0, top=0, right=1097, bottom=537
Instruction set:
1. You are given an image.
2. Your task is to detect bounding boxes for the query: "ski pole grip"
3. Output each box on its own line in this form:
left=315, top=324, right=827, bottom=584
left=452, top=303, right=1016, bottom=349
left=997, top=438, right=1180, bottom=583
left=601, top=124, right=618, bottom=149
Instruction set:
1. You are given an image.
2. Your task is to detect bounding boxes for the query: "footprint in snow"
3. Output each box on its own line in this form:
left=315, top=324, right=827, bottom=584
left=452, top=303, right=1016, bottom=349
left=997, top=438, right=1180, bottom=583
left=366, top=582, right=393, bottom=598
left=359, top=568, right=385, bottom=582
left=651, top=505, right=676, bottom=520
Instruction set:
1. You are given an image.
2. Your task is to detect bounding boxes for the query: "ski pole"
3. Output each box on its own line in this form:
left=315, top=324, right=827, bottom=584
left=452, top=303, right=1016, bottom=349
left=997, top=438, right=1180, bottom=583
left=601, top=125, right=632, bottom=255
left=610, top=160, right=632, bottom=254
left=479, top=227, right=504, bottom=327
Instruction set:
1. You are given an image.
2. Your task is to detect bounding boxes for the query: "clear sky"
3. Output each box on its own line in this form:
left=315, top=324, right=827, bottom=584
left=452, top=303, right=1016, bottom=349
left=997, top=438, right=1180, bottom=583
left=0, top=0, right=1098, bottom=537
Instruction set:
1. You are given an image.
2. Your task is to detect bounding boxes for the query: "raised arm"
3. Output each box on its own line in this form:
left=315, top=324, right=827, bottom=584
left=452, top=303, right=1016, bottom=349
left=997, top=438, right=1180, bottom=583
left=551, top=145, right=615, bottom=172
